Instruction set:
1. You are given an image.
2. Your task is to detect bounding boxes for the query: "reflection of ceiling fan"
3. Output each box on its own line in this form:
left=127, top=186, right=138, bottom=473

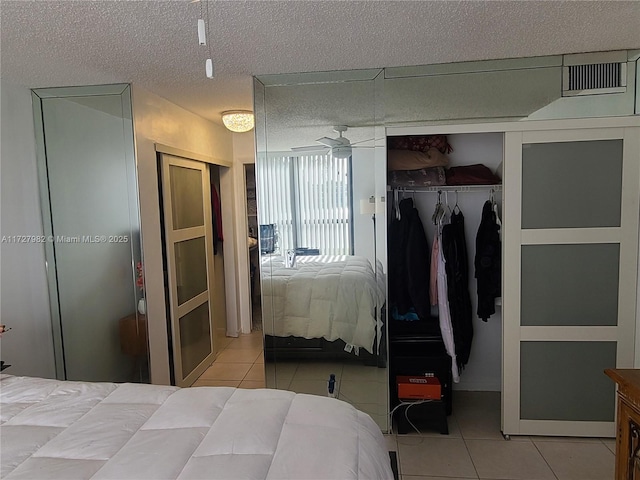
left=291, top=126, right=373, bottom=158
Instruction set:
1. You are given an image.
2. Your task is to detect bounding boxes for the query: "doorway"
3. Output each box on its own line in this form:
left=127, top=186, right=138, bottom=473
left=245, top=164, right=262, bottom=332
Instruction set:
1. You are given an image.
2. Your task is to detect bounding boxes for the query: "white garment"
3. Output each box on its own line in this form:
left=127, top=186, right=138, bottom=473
left=436, top=229, right=460, bottom=383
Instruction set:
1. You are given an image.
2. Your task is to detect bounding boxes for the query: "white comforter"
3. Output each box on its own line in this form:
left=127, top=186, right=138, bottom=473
left=0, top=375, right=393, bottom=480
left=261, top=256, right=384, bottom=354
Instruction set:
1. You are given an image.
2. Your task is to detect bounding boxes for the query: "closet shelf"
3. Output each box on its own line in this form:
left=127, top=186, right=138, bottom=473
left=387, top=184, right=502, bottom=193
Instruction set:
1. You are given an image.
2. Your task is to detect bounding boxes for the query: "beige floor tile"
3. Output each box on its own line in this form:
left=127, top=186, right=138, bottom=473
left=239, top=380, right=265, bottom=389
left=601, top=437, right=616, bottom=454
left=244, top=363, right=266, bottom=382
left=466, top=439, right=555, bottom=480
left=214, top=339, right=233, bottom=353
left=339, top=379, right=387, bottom=405
left=532, top=435, right=606, bottom=443
left=342, top=363, right=388, bottom=383
left=292, top=362, right=345, bottom=381
left=534, top=440, right=614, bottom=480
left=225, top=333, right=264, bottom=350
left=384, top=434, right=398, bottom=452
left=255, top=353, right=264, bottom=364
left=370, top=413, right=389, bottom=432
left=397, top=437, right=477, bottom=478
left=215, top=348, right=262, bottom=364
left=198, top=362, right=253, bottom=381
left=192, top=379, right=240, bottom=387
left=288, top=379, right=330, bottom=397
left=264, top=362, right=298, bottom=390
left=394, top=414, right=462, bottom=438
left=455, top=401, right=503, bottom=440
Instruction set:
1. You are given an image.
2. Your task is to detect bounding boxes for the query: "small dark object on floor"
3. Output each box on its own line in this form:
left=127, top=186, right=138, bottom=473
left=389, top=451, right=399, bottom=480
left=0, top=360, right=11, bottom=371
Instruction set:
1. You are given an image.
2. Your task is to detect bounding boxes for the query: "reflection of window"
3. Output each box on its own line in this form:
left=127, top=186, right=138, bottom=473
left=257, top=153, right=352, bottom=256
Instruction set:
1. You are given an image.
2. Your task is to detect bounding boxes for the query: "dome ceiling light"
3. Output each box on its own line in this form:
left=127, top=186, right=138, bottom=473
left=221, top=111, right=255, bottom=133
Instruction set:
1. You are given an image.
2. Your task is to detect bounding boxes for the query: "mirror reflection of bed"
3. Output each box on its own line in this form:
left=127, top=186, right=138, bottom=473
left=261, top=251, right=387, bottom=426
left=262, top=252, right=385, bottom=365
left=254, top=74, right=387, bottom=428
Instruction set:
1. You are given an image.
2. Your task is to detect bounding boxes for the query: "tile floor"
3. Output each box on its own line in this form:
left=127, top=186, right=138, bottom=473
left=194, top=334, right=615, bottom=480
left=192, top=330, right=265, bottom=388
left=387, top=391, right=615, bottom=480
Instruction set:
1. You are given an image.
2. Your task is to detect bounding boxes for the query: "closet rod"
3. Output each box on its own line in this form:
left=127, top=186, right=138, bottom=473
left=388, top=184, right=502, bottom=193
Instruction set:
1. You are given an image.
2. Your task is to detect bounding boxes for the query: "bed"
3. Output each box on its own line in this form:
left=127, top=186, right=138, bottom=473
left=260, top=255, right=385, bottom=362
left=0, top=375, right=394, bottom=480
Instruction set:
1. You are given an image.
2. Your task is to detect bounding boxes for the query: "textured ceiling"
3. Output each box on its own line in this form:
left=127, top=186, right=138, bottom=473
left=1, top=0, right=639, bottom=126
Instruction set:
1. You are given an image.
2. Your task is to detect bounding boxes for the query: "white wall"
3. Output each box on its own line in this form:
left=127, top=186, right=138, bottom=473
left=352, top=149, right=376, bottom=267
left=0, top=80, right=56, bottom=378
left=131, top=85, right=234, bottom=384
left=231, top=132, right=255, bottom=334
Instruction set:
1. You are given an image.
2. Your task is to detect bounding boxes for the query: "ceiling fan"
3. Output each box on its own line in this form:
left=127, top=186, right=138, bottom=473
left=291, top=126, right=374, bottom=158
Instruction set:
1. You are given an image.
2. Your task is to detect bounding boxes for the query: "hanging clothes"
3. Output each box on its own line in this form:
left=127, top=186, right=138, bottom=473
left=441, top=209, right=473, bottom=370
left=429, top=234, right=439, bottom=306
left=211, top=183, right=224, bottom=254
left=435, top=231, right=460, bottom=383
left=388, top=197, right=431, bottom=320
left=475, top=200, right=502, bottom=321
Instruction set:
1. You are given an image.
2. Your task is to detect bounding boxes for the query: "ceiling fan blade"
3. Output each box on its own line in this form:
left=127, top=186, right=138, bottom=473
left=316, top=137, right=342, bottom=148
left=291, top=145, right=330, bottom=153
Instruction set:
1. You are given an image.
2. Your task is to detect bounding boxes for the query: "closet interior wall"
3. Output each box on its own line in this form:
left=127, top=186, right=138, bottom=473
left=390, top=132, right=504, bottom=392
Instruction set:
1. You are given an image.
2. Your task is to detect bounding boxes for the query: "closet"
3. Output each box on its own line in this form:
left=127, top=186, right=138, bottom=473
left=387, top=132, right=504, bottom=433
left=386, top=119, right=640, bottom=438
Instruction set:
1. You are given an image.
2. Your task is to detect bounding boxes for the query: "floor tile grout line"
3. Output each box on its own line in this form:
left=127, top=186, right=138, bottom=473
left=459, top=432, right=481, bottom=479
left=530, top=438, right=561, bottom=480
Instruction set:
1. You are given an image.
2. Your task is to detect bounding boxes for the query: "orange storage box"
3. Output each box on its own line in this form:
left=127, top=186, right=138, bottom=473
left=397, top=375, right=442, bottom=400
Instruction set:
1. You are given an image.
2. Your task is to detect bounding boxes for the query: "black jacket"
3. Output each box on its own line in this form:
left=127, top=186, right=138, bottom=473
left=475, top=201, right=501, bottom=321
left=388, top=198, right=431, bottom=320
left=442, top=210, right=473, bottom=369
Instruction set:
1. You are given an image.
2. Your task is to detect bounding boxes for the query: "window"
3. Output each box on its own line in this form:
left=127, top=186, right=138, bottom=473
left=256, top=153, right=352, bottom=256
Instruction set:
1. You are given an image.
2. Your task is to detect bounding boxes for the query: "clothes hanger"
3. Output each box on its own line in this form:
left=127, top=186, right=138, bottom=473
left=453, top=190, right=461, bottom=214
left=432, top=190, right=443, bottom=224
left=443, top=190, right=452, bottom=223
left=394, top=188, right=400, bottom=220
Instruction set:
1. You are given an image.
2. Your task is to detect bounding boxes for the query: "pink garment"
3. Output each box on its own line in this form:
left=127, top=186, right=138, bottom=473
left=430, top=236, right=439, bottom=306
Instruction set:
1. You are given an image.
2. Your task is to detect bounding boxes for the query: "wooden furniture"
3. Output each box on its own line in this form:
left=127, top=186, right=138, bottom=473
left=119, top=313, right=148, bottom=381
left=605, top=369, right=640, bottom=479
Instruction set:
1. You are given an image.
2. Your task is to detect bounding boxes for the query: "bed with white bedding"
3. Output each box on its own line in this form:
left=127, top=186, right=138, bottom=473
left=0, top=375, right=394, bottom=480
left=260, top=255, right=385, bottom=357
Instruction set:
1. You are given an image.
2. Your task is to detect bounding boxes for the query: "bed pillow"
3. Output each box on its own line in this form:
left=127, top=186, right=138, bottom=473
left=387, top=135, right=453, bottom=154
left=388, top=148, right=449, bottom=171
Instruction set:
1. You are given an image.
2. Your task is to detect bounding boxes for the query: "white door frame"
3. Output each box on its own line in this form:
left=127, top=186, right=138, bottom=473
left=502, top=125, right=639, bottom=437
left=160, top=153, right=217, bottom=387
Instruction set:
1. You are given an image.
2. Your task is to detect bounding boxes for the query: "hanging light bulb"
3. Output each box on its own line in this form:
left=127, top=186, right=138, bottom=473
left=197, top=18, right=206, bottom=45
left=206, top=59, right=214, bottom=79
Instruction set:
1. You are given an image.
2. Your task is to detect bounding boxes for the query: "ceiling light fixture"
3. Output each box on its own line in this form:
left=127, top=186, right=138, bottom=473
left=205, top=59, right=214, bottom=79
left=197, top=18, right=206, bottom=45
left=197, top=0, right=214, bottom=79
left=221, top=111, right=255, bottom=133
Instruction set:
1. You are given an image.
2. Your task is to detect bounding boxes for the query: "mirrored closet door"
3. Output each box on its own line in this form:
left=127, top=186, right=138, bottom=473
left=33, top=84, right=147, bottom=383
left=254, top=70, right=389, bottom=429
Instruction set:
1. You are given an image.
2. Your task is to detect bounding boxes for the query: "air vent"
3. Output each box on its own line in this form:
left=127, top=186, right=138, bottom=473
left=562, top=51, right=627, bottom=96
left=567, top=63, right=622, bottom=90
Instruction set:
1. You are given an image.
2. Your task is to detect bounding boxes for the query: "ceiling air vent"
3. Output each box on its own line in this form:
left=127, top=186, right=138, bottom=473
left=562, top=51, right=627, bottom=96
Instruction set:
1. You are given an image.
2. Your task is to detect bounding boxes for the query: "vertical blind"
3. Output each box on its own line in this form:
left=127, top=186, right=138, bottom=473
left=257, top=153, right=351, bottom=256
